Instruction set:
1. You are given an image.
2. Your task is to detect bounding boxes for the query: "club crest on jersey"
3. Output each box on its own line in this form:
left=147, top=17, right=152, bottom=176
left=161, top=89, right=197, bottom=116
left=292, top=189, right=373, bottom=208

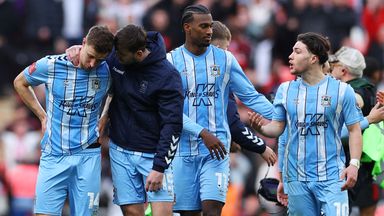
left=210, top=65, right=220, bottom=77
left=92, top=79, right=101, bottom=90
left=181, top=68, right=189, bottom=76
left=63, top=80, right=70, bottom=87
left=321, top=95, right=331, bottom=107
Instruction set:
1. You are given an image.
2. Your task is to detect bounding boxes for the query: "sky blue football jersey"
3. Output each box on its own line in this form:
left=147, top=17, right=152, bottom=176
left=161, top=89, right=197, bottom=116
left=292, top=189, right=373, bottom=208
left=23, top=54, right=110, bottom=155
left=273, top=76, right=362, bottom=181
left=167, top=45, right=273, bottom=156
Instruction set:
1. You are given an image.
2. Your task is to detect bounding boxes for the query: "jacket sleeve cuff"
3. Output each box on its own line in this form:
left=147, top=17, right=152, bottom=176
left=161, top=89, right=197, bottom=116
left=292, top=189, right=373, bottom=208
left=258, top=143, right=267, bottom=154
left=152, top=164, right=165, bottom=173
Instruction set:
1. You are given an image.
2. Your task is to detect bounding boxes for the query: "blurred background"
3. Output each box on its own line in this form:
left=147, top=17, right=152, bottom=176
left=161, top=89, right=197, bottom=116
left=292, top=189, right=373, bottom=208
left=1, top=0, right=384, bottom=215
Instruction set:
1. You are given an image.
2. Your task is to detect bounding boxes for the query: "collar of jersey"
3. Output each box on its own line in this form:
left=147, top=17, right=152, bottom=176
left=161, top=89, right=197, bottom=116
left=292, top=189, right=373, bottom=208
left=300, top=75, right=329, bottom=88
left=182, top=45, right=212, bottom=59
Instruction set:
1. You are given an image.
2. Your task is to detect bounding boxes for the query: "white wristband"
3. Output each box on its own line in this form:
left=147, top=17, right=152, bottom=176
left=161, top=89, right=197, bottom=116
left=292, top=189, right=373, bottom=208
left=350, top=158, right=360, bottom=169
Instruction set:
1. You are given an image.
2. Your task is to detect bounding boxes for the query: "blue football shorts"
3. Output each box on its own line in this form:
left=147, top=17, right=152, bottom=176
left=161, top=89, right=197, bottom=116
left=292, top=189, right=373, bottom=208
left=286, top=179, right=348, bottom=216
left=34, top=147, right=101, bottom=215
left=172, top=154, right=230, bottom=211
left=109, top=140, right=174, bottom=205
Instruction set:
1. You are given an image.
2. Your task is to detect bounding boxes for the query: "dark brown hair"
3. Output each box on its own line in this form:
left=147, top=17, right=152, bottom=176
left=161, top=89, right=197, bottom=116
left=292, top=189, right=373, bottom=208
left=114, top=24, right=147, bottom=53
left=86, top=25, right=114, bottom=54
left=297, top=32, right=331, bottom=65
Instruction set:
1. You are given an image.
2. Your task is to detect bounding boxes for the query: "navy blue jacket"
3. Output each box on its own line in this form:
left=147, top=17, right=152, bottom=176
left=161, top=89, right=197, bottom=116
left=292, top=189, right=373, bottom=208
left=227, top=93, right=266, bottom=153
left=107, top=32, right=183, bottom=172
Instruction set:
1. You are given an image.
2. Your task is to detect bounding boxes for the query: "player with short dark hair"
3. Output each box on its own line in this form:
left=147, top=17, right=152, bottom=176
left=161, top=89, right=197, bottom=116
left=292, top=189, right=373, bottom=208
left=167, top=5, right=275, bottom=216
left=13, top=25, right=114, bottom=215
left=103, top=24, right=183, bottom=216
left=66, top=24, right=183, bottom=216
left=249, top=32, right=363, bottom=215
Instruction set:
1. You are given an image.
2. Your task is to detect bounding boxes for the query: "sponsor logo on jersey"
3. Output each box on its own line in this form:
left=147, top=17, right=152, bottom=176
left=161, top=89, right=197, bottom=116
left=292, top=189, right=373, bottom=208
left=59, top=96, right=97, bottom=117
left=296, top=113, right=328, bottom=136
left=184, top=83, right=220, bottom=106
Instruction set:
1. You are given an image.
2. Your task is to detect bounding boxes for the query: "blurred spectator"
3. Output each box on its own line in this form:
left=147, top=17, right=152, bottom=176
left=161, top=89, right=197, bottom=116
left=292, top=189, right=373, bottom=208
left=300, top=0, right=328, bottom=34
left=24, top=0, right=63, bottom=54
left=98, top=0, right=156, bottom=33
left=272, top=0, right=304, bottom=65
left=1, top=107, right=40, bottom=169
left=0, top=139, right=9, bottom=216
left=0, top=0, right=23, bottom=92
left=226, top=5, right=252, bottom=70
left=363, top=0, right=384, bottom=68
left=364, top=57, right=382, bottom=86
left=142, top=0, right=191, bottom=50
left=362, top=0, right=384, bottom=48
left=0, top=0, right=20, bottom=43
left=211, top=0, right=237, bottom=22
left=222, top=151, right=251, bottom=216
left=1, top=106, right=40, bottom=216
left=143, top=8, right=172, bottom=50
left=62, top=0, right=84, bottom=45
left=246, top=0, right=276, bottom=42
left=326, top=0, right=357, bottom=52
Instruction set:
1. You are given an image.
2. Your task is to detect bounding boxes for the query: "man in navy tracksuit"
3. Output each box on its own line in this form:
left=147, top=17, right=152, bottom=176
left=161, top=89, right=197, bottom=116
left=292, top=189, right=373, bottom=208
left=101, top=25, right=183, bottom=216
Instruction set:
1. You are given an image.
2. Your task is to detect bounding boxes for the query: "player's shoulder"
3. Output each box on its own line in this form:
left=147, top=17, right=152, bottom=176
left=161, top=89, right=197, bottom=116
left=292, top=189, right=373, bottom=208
left=45, top=54, right=68, bottom=62
left=280, top=79, right=296, bottom=89
left=210, top=45, right=232, bottom=58
left=168, top=46, right=183, bottom=56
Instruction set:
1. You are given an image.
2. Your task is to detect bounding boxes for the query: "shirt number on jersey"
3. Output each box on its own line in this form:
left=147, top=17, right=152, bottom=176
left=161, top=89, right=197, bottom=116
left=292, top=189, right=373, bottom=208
left=215, top=172, right=228, bottom=192
left=333, top=202, right=348, bottom=216
left=87, top=192, right=100, bottom=209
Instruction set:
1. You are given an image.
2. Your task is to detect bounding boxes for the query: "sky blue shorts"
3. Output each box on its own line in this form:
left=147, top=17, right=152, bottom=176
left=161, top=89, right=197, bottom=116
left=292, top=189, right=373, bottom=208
left=286, top=179, right=348, bottom=216
left=173, top=154, right=230, bottom=211
left=34, top=147, right=101, bottom=216
left=109, top=141, right=174, bottom=205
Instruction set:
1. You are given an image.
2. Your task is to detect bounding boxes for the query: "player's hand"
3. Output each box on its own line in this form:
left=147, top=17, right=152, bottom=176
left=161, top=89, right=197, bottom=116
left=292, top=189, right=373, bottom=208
left=199, top=129, right=227, bottom=160
left=340, top=165, right=358, bottom=191
left=261, top=146, right=277, bottom=166
left=65, top=45, right=82, bottom=67
left=277, top=182, right=288, bottom=206
left=248, top=112, right=264, bottom=132
left=377, top=91, right=384, bottom=105
left=367, top=103, right=384, bottom=124
left=145, top=170, right=164, bottom=192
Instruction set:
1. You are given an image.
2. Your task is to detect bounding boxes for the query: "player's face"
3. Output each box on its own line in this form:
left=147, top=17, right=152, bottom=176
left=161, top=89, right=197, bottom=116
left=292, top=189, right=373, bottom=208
left=330, top=62, right=345, bottom=80
left=115, top=49, right=137, bottom=65
left=288, top=41, right=314, bottom=75
left=212, top=39, right=230, bottom=50
left=322, top=61, right=331, bottom=75
left=79, top=44, right=108, bottom=71
left=187, top=13, right=213, bottom=47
